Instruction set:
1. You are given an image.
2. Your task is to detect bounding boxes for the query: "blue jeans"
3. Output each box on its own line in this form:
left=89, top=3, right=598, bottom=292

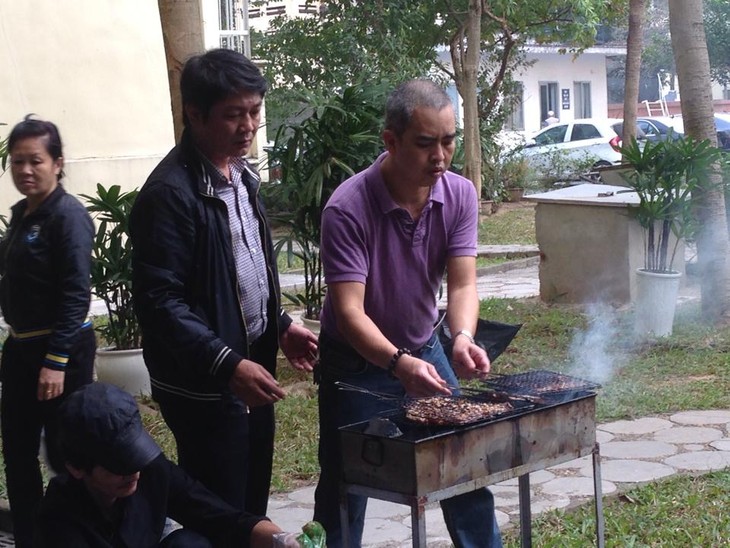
left=313, top=333, right=503, bottom=548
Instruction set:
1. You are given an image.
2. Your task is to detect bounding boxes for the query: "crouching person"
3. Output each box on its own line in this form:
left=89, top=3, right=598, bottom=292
left=35, top=382, right=294, bottom=547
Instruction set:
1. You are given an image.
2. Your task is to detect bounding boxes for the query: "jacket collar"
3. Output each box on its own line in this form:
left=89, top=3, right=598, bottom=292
left=11, top=184, right=67, bottom=219
left=180, top=130, right=260, bottom=197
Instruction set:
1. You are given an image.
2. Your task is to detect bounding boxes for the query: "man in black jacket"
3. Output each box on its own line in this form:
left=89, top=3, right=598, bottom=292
left=129, top=48, right=318, bottom=516
left=36, top=382, right=295, bottom=547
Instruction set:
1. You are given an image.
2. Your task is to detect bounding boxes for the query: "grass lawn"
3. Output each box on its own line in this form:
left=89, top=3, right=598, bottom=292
left=479, top=202, right=537, bottom=245
left=503, top=470, right=730, bottom=546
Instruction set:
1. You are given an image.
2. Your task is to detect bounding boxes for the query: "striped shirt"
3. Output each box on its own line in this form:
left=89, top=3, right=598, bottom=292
left=211, top=157, right=269, bottom=342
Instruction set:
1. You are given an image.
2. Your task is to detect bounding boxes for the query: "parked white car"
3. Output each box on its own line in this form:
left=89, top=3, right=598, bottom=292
left=518, top=118, right=624, bottom=180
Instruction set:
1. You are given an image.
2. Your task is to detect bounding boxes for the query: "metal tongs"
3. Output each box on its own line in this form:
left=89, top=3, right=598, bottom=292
left=334, top=381, right=401, bottom=401
left=454, top=384, right=546, bottom=405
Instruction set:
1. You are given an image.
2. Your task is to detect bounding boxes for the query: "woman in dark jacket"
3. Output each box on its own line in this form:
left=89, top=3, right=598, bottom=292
left=0, top=116, right=96, bottom=548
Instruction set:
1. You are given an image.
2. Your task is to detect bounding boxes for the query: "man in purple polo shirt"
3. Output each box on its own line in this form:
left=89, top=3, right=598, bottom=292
left=313, top=79, right=502, bottom=548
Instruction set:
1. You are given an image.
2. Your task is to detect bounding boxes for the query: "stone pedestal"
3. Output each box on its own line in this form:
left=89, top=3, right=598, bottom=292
left=525, top=184, right=685, bottom=305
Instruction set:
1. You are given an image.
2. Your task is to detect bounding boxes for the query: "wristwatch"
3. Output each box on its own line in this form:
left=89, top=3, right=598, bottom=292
left=455, top=329, right=475, bottom=344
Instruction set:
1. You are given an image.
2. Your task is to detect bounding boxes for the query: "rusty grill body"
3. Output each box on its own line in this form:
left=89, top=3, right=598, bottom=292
left=338, top=372, right=605, bottom=547
left=340, top=391, right=595, bottom=496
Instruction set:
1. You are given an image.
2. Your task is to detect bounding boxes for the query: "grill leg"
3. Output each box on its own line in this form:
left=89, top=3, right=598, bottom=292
left=592, top=443, right=605, bottom=548
left=518, top=474, right=532, bottom=548
left=410, top=502, right=427, bottom=548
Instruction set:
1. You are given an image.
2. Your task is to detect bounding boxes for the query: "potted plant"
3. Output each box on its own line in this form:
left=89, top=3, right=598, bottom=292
left=81, top=183, right=149, bottom=395
left=620, top=137, right=720, bottom=337
left=266, top=83, right=386, bottom=328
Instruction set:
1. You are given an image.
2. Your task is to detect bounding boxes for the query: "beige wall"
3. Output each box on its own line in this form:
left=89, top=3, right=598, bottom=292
left=0, top=0, right=175, bottom=213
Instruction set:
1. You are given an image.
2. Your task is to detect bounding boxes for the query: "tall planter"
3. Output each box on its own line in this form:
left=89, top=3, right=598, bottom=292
left=95, top=347, right=151, bottom=397
left=634, top=269, right=682, bottom=337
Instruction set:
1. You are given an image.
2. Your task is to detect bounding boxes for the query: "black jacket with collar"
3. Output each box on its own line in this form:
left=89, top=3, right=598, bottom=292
left=0, top=185, right=94, bottom=368
left=130, top=131, right=292, bottom=403
left=35, top=454, right=266, bottom=547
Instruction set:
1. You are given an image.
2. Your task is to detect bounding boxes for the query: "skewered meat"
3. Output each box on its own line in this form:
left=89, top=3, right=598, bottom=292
left=404, top=396, right=513, bottom=426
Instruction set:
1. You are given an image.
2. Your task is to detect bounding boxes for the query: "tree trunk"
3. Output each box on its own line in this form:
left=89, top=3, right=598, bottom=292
left=622, top=0, right=646, bottom=153
left=668, top=0, right=730, bottom=324
left=461, top=0, right=482, bottom=198
left=157, top=0, right=205, bottom=143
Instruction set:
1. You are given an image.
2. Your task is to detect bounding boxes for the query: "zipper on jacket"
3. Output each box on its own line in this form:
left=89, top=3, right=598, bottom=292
left=198, top=161, right=251, bottom=350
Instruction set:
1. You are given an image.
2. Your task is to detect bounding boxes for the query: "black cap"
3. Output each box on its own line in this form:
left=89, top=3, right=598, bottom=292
left=58, top=383, right=162, bottom=475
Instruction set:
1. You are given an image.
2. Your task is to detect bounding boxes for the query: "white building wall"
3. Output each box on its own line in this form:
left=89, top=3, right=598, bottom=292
left=0, top=0, right=174, bottom=214
left=248, top=0, right=320, bottom=34
left=518, top=51, right=610, bottom=136
left=0, top=0, right=175, bottom=213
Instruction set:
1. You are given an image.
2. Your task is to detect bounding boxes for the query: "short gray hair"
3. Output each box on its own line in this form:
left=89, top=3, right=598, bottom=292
left=385, top=79, right=453, bottom=137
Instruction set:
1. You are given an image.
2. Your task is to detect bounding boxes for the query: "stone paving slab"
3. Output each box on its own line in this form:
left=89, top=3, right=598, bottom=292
left=653, top=426, right=724, bottom=444
left=670, top=410, right=730, bottom=425
left=599, top=417, right=674, bottom=435
left=592, top=459, right=675, bottom=483
left=600, top=440, right=678, bottom=459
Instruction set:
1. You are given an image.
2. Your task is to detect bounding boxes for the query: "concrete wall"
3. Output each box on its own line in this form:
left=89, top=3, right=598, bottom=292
left=535, top=202, right=684, bottom=305
left=0, top=0, right=175, bottom=213
left=607, top=100, right=730, bottom=118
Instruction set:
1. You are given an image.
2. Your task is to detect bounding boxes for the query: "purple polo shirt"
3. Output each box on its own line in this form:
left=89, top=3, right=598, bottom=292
left=320, top=152, right=478, bottom=350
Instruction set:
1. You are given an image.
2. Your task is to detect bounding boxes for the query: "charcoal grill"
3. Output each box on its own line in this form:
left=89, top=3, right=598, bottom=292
left=339, top=375, right=605, bottom=548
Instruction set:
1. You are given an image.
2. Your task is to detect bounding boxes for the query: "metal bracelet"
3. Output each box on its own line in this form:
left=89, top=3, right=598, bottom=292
left=455, top=329, right=475, bottom=345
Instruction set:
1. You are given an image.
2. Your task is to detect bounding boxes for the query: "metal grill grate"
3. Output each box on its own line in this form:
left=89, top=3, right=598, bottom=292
left=480, top=369, right=600, bottom=396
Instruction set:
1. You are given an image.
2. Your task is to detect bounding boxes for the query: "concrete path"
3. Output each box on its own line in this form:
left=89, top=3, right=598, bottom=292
left=268, top=410, right=730, bottom=547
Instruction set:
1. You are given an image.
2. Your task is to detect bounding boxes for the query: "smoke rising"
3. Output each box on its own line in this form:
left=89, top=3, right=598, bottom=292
left=566, top=302, right=628, bottom=384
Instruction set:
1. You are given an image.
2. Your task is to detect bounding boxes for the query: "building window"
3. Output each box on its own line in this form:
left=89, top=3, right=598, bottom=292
left=249, top=8, right=261, bottom=18
left=266, top=4, right=287, bottom=16
left=504, top=83, right=524, bottom=131
left=299, top=2, right=318, bottom=14
left=539, top=82, right=559, bottom=126
left=574, top=81, right=592, bottom=118
left=219, top=0, right=249, bottom=56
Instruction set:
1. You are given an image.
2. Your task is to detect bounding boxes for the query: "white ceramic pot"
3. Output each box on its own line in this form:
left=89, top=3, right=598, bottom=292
left=94, top=347, right=151, bottom=397
left=301, top=316, right=321, bottom=335
left=634, top=269, right=682, bottom=338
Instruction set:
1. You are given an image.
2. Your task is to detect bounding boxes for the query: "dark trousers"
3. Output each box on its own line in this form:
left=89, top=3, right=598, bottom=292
left=0, top=328, right=95, bottom=548
left=160, top=528, right=212, bottom=547
left=159, top=394, right=275, bottom=516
